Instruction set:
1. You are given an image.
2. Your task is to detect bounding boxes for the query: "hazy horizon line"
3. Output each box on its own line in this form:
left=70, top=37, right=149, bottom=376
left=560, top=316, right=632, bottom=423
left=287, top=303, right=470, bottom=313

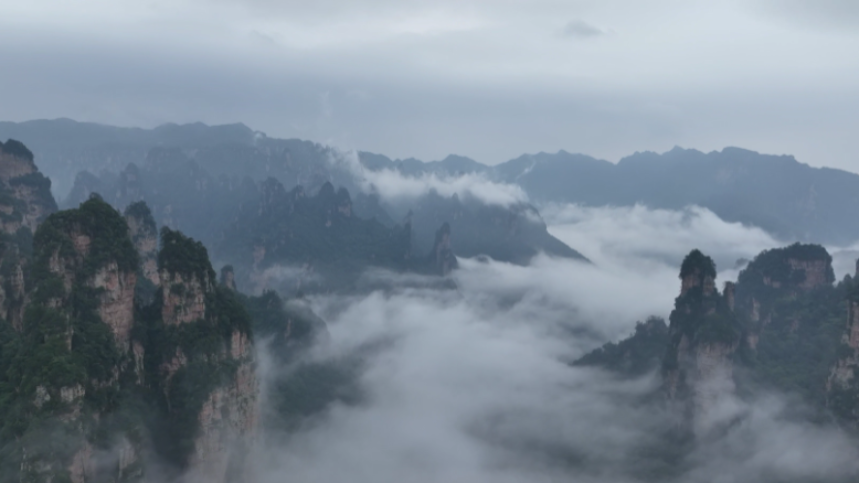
left=3, top=116, right=852, bottom=173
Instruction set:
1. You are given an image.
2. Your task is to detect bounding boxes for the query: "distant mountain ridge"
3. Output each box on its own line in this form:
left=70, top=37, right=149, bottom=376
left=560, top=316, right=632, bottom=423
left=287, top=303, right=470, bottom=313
left=493, top=147, right=858, bottom=245
left=0, top=118, right=856, bottom=246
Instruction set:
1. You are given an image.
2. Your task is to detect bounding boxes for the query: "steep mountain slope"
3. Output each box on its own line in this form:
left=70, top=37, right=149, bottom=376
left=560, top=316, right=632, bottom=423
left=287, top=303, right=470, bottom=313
left=402, top=191, right=588, bottom=265
left=0, top=196, right=146, bottom=481
left=137, top=226, right=258, bottom=481
left=576, top=244, right=858, bottom=433
left=63, top=147, right=258, bottom=247
left=0, top=141, right=272, bottom=480
left=0, top=196, right=262, bottom=481
left=0, top=140, right=58, bottom=328
left=217, top=178, right=416, bottom=294
left=62, top=146, right=586, bottom=284
left=0, top=139, right=341, bottom=481
left=0, top=119, right=257, bottom=198
left=661, top=250, right=742, bottom=437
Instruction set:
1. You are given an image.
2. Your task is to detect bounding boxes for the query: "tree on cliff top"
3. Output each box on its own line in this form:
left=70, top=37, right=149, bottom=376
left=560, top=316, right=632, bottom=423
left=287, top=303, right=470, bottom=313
left=157, top=226, right=216, bottom=284
left=33, top=194, right=139, bottom=280
left=679, top=249, right=716, bottom=280
left=124, top=200, right=157, bottom=232
left=0, top=139, right=34, bottom=162
left=738, top=243, right=835, bottom=288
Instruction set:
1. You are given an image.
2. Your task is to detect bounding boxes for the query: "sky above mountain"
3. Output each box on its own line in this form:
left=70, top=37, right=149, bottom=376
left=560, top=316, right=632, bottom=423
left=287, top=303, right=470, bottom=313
left=1, top=0, right=857, bottom=172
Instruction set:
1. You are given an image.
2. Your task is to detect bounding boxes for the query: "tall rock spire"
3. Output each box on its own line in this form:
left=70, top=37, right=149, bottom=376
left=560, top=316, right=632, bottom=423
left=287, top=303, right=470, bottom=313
left=662, top=249, right=740, bottom=437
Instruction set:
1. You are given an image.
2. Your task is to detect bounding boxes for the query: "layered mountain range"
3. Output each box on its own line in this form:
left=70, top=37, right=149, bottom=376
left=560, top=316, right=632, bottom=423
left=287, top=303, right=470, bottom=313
left=2, top=119, right=856, bottom=246
left=54, top=145, right=582, bottom=292
left=0, top=125, right=856, bottom=481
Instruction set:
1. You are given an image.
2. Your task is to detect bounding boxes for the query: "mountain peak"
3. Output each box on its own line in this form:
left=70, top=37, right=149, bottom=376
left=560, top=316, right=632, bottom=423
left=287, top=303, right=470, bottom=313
left=0, top=139, right=34, bottom=162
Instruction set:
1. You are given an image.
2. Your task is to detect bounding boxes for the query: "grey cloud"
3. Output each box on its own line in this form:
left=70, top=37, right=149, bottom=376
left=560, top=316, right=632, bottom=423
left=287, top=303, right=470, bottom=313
left=749, top=0, right=859, bottom=33
left=830, top=244, right=860, bottom=280
left=248, top=237, right=855, bottom=481
left=219, top=202, right=857, bottom=481
left=327, top=149, right=529, bottom=206
left=562, top=19, right=605, bottom=38
left=0, top=1, right=857, bottom=172
left=540, top=203, right=785, bottom=272
left=682, top=392, right=857, bottom=481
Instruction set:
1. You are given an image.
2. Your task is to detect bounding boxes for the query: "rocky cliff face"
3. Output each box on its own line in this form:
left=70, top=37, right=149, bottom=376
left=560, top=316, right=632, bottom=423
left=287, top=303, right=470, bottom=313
left=38, top=197, right=140, bottom=350
left=826, top=263, right=858, bottom=428
left=729, top=243, right=850, bottom=416
left=849, top=300, right=858, bottom=351
left=125, top=201, right=160, bottom=288
left=219, top=178, right=414, bottom=295
left=430, top=222, right=458, bottom=276
left=736, top=244, right=834, bottom=302
left=93, top=260, right=137, bottom=349
left=0, top=140, right=57, bottom=236
left=577, top=243, right=855, bottom=451
left=403, top=191, right=588, bottom=266
left=150, top=227, right=258, bottom=481
left=0, top=139, right=58, bottom=327
left=186, top=334, right=257, bottom=482
left=0, top=151, right=260, bottom=481
left=662, top=249, right=740, bottom=437
left=220, top=264, right=237, bottom=291
left=786, top=257, right=831, bottom=290
left=732, top=243, right=836, bottom=355
left=0, top=195, right=145, bottom=482
left=160, top=269, right=209, bottom=326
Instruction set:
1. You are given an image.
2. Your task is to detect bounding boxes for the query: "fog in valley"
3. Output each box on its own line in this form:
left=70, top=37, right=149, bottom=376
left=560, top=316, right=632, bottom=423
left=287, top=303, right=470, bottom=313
left=241, top=188, right=858, bottom=481
left=246, top=201, right=857, bottom=481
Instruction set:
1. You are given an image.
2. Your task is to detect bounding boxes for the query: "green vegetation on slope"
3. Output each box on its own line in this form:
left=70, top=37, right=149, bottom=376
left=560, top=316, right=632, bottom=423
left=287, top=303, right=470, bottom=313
left=138, top=228, right=252, bottom=470
left=0, top=196, right=143, bottom=481
left=32, top=195, right=139, bottom=281
left=574, top=317, right=669, bottom=377
left=158, top=226, right=216, bottom=286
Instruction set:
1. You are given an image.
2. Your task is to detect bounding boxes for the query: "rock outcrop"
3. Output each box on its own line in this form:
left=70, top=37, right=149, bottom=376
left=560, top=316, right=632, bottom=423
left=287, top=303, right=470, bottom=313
left=405, top=190, right=588, bottom=266
left=429, top=222, right=458, bottom=276
left=220, top=264, right=236, bottom=291
left=1, top=195, right=144, bottom=482
left=735, top=243, right=834, bottom=302
left=0, top=139, right=57, bottom=235
left=35, top=196, right=140, bottom=350
left=786, top=257, right=831, bottom=290
left=150, top=227, right=258, bottom=481
left=0, top=159, right=259, bottom=482
left=160, top=270, right=209, bottom=325
left=577, top=243, right=856, bottom=454
left=0, top=139, right=58, bottom=327
left=662, top=249, right=740, bottom=437
left=848, top=299, right=858, bottom=352
left=732, top=243, right=836, bottom=354
left=93, top=260, right=137, bottom=349
left=219, top=179, right=413, bottom=294
left=826, top=262, right=859, bottom=429
left=187, top=338, right=257, bottom=482
left=125, top=201, right=160, bottom=288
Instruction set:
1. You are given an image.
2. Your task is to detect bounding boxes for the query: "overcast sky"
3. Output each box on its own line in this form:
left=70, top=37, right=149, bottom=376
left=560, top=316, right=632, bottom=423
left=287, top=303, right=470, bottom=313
left=1, top=0, right=857, bottom=171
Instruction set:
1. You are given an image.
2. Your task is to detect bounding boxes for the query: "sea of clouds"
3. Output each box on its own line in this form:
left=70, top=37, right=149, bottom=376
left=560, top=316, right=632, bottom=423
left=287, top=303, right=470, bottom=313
left=245, top=201, right=858, bottom=482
